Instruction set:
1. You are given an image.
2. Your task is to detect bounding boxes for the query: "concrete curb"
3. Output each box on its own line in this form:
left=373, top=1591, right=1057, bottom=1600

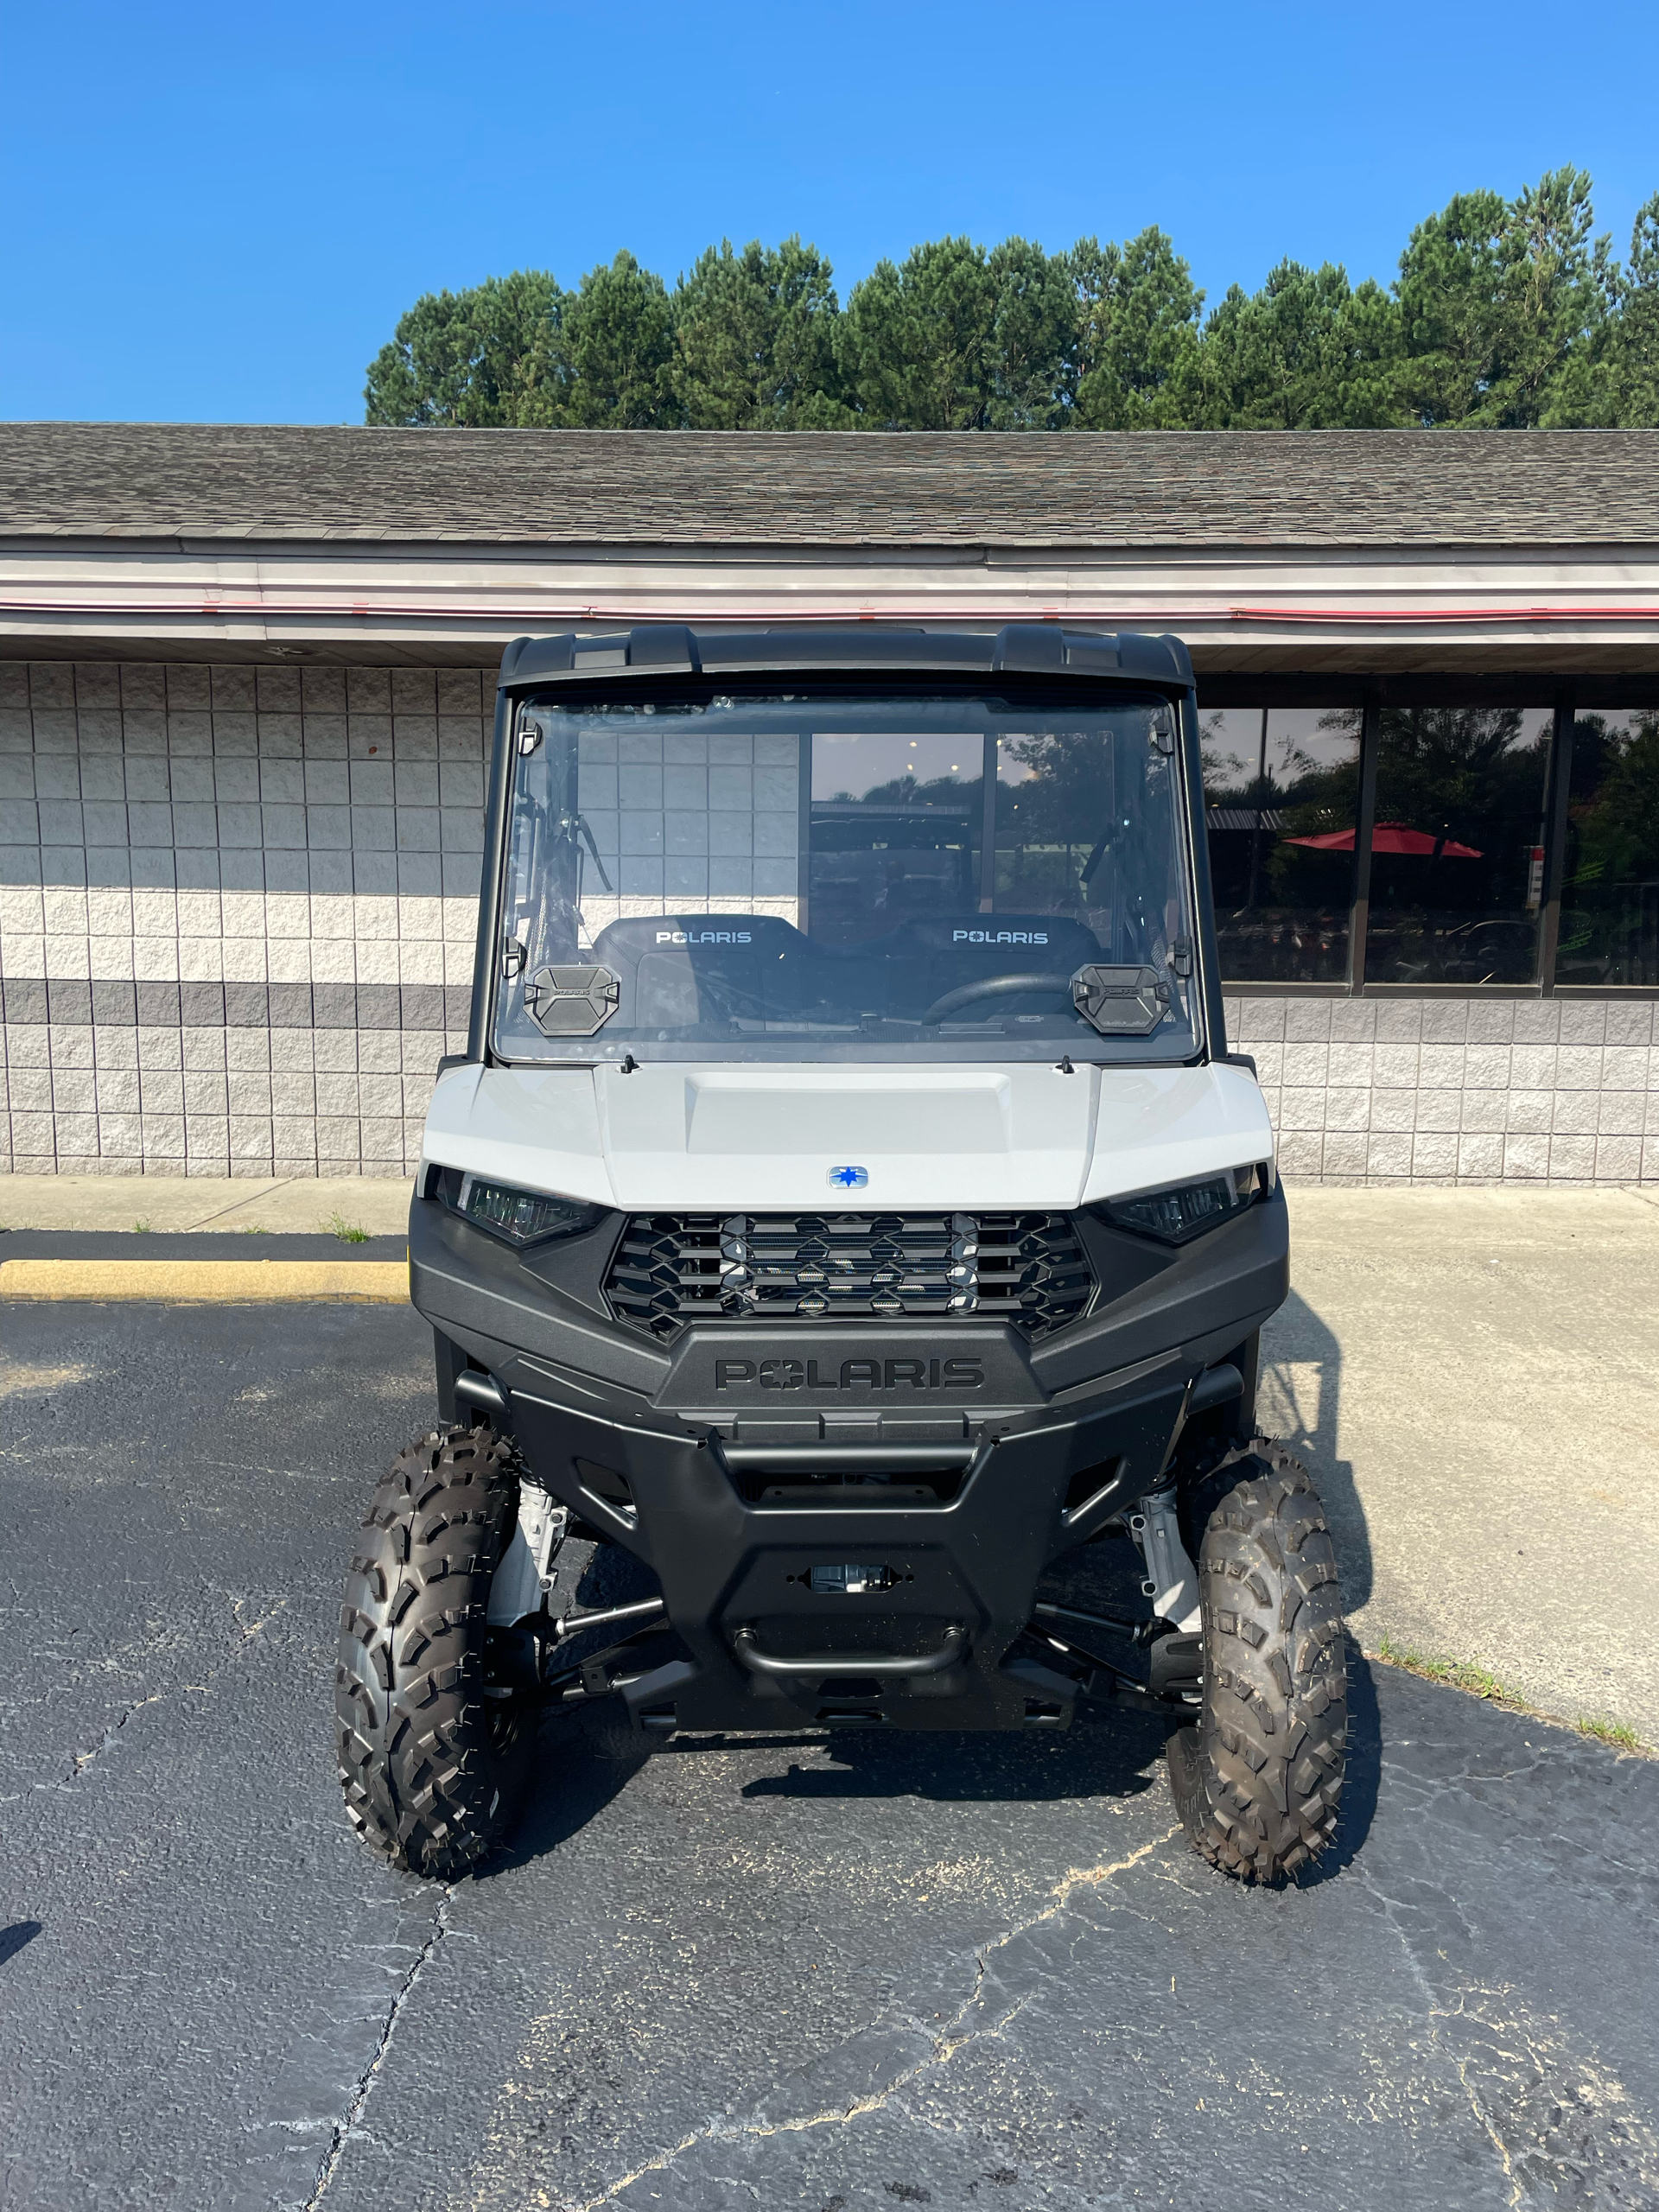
left=0, top=1256, right=409, bottom=1301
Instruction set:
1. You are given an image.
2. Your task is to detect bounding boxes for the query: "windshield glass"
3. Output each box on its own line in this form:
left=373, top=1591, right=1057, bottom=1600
left=492, top=690, right=1199, bottom=1064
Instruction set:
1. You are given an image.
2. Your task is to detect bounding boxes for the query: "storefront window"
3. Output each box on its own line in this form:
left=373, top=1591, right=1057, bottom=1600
left=1555, top=706, right=1659, bottom=986
left=1363, top=706, right=1553, bottom=986
left=1202, top=707, right=1361, bottom=982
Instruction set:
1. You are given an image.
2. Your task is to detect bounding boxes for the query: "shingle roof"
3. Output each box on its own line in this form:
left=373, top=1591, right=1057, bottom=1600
left=3, top=422, right=1657, bottom=549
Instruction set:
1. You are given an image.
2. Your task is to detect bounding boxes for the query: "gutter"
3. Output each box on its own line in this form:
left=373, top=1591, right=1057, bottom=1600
left=3, top=596, right=1659, bottom=627
left=1230, top=604, right=1659, bottom=625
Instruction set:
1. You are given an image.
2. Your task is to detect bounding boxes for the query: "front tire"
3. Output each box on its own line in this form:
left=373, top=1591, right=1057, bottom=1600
left=1166, top=1440, right=1347, bottom=1883
left=334, top=1425, right=537, bottom=1878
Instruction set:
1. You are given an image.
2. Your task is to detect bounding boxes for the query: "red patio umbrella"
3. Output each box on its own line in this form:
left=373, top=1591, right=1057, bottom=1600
left=1283, top=822, right=1483, bottom=858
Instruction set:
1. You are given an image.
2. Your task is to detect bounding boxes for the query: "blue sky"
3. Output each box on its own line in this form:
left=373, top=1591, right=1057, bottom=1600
left=4, top=0, right=1656, bottom=424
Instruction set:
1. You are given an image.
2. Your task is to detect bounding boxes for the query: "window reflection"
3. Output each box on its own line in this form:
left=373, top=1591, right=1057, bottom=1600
left=1363, top=707, right=1552, bottom=985
left=809, top=731, right=982, bottom=945
left=992, top=724, right=1185, bottom=968
left=1202, top=708, right=1361, bottom=982
left=793, top=694, right=1652, bottom=996
left=1557, top=707, right=1659, bottom=986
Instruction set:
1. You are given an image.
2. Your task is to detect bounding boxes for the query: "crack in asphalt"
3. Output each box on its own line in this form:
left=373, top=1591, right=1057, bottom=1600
left=51, top=1692, right=171, bottom=1784
left=304, top=1887, right=454, bottom=2210
left=556, top=1826, right=1181, bottom=2212
left=229, top=1592, right=292, bottom=1639
left=35, top=1591, right=291, bottom=1788
left=559, top=1994, right=1029, bottom=2210
left=1355, top=1859, right=1522, bottom=2209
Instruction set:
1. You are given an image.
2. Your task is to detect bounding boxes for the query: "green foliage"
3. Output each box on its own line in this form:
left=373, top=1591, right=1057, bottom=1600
left=838, top=237, right=1002, bottom=429
left=1395, top=167, right=1615, bottom=426
left=365, top=271, right=563, bottom=427
left=1606, top=194, right=1659, bottom=426
left=1375, top=706, right=1551, bottom=841
left=1377, top=1639, right=1653, bottom=1751
left=997, top=727, right=1117, bottom=846
left=674, top=237, right=847, bottom=428
left=1202, top=709, right=1365, bottom=912
left=365, top=170, right=1659, bottom=431
left=1375, top=1637, right=1524, bottom=1707
left=1196, top=262, right=1405, bottom=428
left=550, top=251, right=678, bottom=429
left=1576, top=1715, right=1643, bottom=1751
left=1071, top=228, right=1204, bottom=429
left=1572, top=711, right=1659, bottom=885
left=984, top=237, right=1078, bottom=429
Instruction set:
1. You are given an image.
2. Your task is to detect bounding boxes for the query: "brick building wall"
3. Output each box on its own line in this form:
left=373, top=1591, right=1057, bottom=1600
left=1, top=660, right=490, bottom=1178
left=2, top=658, right=1656, bottom=1183
left=1228, top=994, right=1658, bottom=1184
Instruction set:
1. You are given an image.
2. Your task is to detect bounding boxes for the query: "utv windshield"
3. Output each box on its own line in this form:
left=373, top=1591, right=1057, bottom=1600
left=492, top=689, right=1200, bottom=1064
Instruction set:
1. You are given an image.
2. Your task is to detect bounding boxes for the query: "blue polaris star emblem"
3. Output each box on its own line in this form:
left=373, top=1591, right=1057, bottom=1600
left=828, top=1165, right=869, bottom=1190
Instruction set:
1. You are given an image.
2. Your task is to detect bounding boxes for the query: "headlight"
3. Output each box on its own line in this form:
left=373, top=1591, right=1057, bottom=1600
left=433, top=1166, right=601, bottom=1246
left=1097, top=1162, right=1271, bottom=1245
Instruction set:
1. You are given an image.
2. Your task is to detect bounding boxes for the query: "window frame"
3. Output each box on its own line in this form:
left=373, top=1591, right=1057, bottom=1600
left=1198, top=674, right=1659, bottom=1000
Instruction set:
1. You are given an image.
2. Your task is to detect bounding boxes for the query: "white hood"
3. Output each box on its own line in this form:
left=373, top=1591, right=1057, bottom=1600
left=421, top=1059, right=1273, bottom=1211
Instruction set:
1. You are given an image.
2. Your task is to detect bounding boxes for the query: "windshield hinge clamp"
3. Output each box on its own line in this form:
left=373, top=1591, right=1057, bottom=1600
left=1168, top=939, right=1194, bottom=979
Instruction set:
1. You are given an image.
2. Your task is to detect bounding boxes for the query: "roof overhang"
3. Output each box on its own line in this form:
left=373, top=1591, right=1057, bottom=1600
left=3, top=531, right=1658, bottom=674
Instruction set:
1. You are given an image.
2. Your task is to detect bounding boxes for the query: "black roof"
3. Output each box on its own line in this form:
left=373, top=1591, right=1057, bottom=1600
left=2, top=422, right=1657, bottom=549
left=498, top=622, right=1191, bottom=690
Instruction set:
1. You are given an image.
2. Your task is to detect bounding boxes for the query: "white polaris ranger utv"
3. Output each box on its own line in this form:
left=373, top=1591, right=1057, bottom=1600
left=334, top=625, right=1347, bottom=1884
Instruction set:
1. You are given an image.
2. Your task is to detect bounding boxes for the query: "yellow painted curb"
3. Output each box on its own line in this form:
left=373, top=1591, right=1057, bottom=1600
left=0, top=1259, right=410, bottom=1303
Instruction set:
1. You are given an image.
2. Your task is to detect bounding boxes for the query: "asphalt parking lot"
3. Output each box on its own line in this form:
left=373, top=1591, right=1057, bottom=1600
left=3, top=1279, right=1657, bottom=2212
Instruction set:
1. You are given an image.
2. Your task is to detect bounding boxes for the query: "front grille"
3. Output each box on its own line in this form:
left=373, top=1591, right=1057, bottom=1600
left=605, top=1211, right=1093, bottom=1342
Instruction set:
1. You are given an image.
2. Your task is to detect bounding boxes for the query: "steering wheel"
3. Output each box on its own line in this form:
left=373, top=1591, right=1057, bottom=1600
left=918, top=972, right=1075, bottom=1025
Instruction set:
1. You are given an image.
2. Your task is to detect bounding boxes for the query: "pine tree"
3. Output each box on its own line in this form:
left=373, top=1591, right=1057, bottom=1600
left=1606, top=194, right=1659, bottom=427
left=363, top=271, right=563, bottom=427
left=837, top=238, right=1001, bottom=429
left=673, top=238, right=847, bottom=428
left=1395, top=168, right=1616, bottom=426
left=983, top=237, right=1077, bottom=429
left=550, top=251, right=678, bottom=429
left=1069, top=228, right=1205, bottom=428
left=361, top=173, right=1659, bottom=433
left=1194, top=262, right=1404, bottom=429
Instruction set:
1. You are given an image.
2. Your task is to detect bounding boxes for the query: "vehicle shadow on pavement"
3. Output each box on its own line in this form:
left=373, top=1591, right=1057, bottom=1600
left=1261, top=1287, right=1374, bottom=1611
left=735, top=1710, right=1171, bottom=1807
left=486, top=1707, right=656, bottom=1875
left=1255, top=1291, right=1383, bottom=1881
left=494, top=1669, right=1380, bottom=1877
left=735, top=1652, right=1381, bottom=1882
left=493, top=1703, right=1174, bottom=1877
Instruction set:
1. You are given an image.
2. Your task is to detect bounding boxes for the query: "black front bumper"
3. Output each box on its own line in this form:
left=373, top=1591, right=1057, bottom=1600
left=407, top=1187, right=1287, bottom=1735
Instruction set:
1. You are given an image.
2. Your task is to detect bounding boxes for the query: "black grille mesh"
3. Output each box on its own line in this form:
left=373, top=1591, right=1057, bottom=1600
left=605, top=1211, right=1093, bottom=1342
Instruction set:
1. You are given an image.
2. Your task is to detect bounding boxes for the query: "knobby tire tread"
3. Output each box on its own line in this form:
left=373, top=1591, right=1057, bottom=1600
left=334, top=1424, right=534, bottom=1878
left=1167, top=1439, right=1348, bottom=1884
